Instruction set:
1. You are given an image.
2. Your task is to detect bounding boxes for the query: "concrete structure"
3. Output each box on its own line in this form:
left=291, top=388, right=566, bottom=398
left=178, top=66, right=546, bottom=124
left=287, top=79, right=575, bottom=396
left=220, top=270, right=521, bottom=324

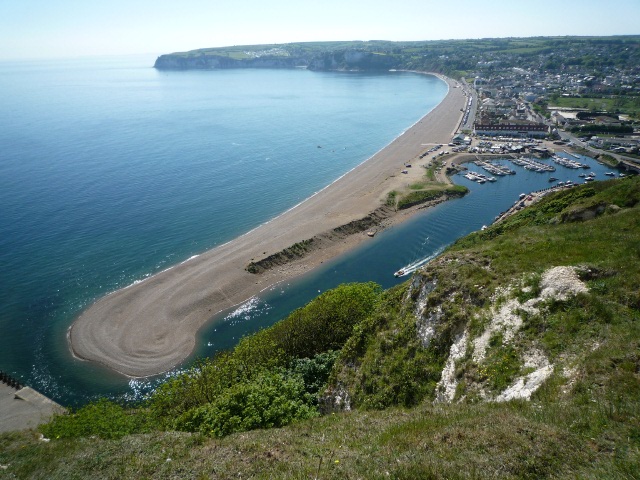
left=0, top=376, right=65, bottom=433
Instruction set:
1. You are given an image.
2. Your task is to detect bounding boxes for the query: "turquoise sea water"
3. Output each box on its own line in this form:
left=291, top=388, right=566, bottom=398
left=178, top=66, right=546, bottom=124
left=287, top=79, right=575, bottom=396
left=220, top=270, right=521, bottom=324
left=0, top=55, right=613, bottom=406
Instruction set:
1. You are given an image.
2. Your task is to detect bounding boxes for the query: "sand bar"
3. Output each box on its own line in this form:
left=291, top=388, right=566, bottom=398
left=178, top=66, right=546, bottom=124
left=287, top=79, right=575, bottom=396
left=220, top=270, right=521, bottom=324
left=69, top=74, right=467, bottom=377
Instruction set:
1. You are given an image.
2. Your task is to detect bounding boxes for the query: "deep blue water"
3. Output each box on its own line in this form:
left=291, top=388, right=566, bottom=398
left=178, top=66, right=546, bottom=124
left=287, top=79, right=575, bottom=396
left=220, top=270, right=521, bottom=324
left=0, top=55, right=614, bottom=406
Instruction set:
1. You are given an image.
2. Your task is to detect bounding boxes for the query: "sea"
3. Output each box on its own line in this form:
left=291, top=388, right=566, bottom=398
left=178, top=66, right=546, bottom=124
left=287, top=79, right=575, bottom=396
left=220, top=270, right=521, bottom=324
left=0, top=54, right=614, bottom=406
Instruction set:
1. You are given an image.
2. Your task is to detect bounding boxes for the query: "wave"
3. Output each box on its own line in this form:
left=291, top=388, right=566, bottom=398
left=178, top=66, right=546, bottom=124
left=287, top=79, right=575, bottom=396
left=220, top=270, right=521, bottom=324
left=395, top=245, right=446, bottom=277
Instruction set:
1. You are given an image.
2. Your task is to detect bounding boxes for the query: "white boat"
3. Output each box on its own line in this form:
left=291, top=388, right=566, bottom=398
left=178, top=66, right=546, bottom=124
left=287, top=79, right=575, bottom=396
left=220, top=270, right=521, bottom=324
left=394, top=269, right=406, bottom=277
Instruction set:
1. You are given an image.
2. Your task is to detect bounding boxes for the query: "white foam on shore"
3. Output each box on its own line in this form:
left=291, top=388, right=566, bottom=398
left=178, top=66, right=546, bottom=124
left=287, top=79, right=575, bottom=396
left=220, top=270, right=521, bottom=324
left=180, top=254, right=200, bottom=265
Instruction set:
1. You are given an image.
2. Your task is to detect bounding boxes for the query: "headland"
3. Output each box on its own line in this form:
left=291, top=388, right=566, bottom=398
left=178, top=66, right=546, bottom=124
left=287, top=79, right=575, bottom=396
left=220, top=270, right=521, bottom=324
left=69, top=74, right=468, bottom=377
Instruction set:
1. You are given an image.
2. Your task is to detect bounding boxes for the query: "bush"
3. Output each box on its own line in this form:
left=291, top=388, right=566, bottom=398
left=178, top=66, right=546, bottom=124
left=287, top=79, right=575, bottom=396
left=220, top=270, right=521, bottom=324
left=289, top=350, right=340, bottom=399
left=149, top=283, right=382, bottom=423
left=174, top=370, right=317, bottom=437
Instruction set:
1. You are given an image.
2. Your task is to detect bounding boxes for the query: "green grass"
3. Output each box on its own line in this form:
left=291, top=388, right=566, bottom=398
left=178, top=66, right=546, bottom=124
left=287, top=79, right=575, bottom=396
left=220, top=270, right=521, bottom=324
left=550, top=96, right=640, bottom=116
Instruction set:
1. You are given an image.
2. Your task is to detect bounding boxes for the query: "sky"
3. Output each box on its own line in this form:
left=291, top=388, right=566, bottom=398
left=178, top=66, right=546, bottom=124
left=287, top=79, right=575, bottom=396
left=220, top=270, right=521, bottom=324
left=1, top=0, right=639, bottom=60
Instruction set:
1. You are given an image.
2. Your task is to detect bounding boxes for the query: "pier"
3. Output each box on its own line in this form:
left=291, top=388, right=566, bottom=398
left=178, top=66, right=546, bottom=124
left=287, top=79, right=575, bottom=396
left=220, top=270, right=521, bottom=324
left=552, top=154, right=588, bottom=169
left=509, top=156, right=556, bottom=172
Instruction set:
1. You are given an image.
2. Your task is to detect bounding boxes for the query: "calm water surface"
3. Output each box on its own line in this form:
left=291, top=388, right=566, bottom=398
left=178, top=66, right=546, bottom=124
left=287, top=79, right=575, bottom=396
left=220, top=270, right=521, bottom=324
left=0, top=55, right=613, bottom=406
left=0, top=55, right=448, bottom=404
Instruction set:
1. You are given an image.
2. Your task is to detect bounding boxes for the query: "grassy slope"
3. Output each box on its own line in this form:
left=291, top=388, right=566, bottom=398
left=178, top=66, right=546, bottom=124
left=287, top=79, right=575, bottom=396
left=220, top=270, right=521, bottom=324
left=1, top=178, right=639, bottom=479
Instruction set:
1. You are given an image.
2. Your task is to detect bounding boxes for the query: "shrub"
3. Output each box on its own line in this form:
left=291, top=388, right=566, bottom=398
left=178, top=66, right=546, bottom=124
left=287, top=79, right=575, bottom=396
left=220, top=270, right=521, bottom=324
left=174, top=370, right=317, bottom=437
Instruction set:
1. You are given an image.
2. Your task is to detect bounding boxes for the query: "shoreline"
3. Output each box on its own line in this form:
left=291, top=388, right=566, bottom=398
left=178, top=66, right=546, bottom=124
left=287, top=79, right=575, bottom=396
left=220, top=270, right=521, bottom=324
left=69, top=73, right=468, bottom=378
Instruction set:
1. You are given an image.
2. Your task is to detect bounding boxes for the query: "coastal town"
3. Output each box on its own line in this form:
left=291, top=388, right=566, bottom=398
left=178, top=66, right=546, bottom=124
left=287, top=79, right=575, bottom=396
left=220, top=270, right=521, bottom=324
left=449, top=38, right=639, bottom=167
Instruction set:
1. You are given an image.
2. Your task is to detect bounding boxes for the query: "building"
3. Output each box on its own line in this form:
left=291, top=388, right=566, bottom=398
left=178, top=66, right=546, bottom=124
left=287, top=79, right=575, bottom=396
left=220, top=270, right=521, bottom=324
left=473, top=123, right=549, bottom=138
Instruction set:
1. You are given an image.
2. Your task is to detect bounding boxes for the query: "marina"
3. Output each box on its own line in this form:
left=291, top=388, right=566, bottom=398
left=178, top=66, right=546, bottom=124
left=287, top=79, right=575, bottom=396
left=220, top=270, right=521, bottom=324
left=473, top=159, right=516, bottom=176
left=510, top=156, right=556, bottom=172
left=551, top=154, right=589, bottom=169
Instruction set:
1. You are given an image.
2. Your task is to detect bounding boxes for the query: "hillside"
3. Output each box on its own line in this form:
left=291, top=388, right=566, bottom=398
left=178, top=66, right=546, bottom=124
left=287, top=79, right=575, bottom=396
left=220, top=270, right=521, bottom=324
left=1, top=177, right=639, bottom=479
left=153, top=36, right=640, bottom=75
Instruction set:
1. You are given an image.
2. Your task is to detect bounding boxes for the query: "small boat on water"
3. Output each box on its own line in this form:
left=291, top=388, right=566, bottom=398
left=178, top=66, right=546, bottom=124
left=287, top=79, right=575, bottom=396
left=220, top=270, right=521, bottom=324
left=605, top=172, right=615, bottom=176
left=394, top=269, right=406, bottom=277
left=549, top=177, right=558, bottom=182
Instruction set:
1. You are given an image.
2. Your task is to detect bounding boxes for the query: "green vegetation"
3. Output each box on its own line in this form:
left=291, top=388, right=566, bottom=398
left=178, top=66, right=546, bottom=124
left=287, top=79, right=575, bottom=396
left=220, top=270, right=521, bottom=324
left=246, top=238, right=315, bottom=273
left=385, top=190, right=398, bottom=208
left=397, top=184, right=467, bottom=209
left=2, top=178, right=639, bottom=478
left=569, top=124, right=634, bottom=135
left=550, top=95, right=640, bottom=116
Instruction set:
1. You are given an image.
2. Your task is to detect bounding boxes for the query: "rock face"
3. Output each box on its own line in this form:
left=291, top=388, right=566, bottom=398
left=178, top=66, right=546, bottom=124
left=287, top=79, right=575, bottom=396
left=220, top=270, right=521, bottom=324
left=153, top=54, right=306, bottom=70
left=154, top=49, right=401, bottom=71
left=306, top=50, right=399, bottom=71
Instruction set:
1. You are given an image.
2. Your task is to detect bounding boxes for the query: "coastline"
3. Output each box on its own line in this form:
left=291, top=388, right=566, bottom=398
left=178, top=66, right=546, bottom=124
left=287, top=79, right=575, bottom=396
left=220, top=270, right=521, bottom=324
left=69, top=74, right=468, bottom=377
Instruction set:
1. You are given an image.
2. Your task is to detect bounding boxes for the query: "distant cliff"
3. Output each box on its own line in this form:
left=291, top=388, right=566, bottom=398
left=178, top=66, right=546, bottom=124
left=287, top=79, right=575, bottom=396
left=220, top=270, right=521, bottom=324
left=154, top=36, right=640, bottom=77
left=153, top=42, right=404, bottom=71
left=153, top=54, right=306, bottom=70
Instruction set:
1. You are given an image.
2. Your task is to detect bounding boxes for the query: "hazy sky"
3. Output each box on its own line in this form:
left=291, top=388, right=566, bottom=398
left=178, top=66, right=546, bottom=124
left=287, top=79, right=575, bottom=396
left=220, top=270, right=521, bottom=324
left=1, top=0, right=639, bottom=60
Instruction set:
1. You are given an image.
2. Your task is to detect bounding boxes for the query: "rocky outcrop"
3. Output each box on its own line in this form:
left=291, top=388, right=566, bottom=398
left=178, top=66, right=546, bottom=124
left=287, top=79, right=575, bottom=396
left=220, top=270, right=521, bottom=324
left=154, top=54, right=307, bottom=70
left=154, top=49, right=401, bottom=71
left=307, top=50, right=399, bottom=71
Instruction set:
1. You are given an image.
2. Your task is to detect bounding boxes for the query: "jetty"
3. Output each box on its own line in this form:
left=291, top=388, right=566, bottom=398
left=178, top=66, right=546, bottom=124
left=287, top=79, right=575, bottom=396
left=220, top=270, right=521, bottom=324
left=509, top=156, right=556, bottom=172
left=474, top=158, right=515, bottom=176
left=551, top=154, right=589, bottom=169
